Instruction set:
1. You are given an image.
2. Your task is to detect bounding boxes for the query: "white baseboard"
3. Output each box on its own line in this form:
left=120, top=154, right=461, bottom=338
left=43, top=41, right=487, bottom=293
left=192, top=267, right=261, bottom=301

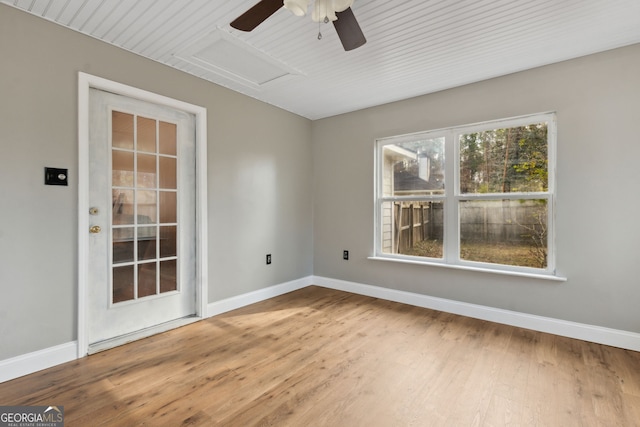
left=313, top=276, right=640, bottom=352
left=207, top=276, right=313, bottom=317
left=0, top=277, right=313, bottom=384
left=0, top=341, right=78, bottom=383
left=4, top=274, right=638, bottom=384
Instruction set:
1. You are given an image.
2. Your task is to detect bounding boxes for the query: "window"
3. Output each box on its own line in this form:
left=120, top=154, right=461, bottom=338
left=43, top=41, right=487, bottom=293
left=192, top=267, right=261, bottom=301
left=375, top=113, right=556, bottom=276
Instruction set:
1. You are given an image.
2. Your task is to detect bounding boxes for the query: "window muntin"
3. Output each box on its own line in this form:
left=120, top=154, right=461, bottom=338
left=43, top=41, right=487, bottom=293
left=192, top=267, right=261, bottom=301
left=376, top=113, right=555, bottom=275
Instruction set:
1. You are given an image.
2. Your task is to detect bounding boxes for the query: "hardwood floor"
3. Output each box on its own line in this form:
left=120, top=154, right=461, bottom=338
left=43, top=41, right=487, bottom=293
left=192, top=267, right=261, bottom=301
left=1, top=286, right=639, bottom=426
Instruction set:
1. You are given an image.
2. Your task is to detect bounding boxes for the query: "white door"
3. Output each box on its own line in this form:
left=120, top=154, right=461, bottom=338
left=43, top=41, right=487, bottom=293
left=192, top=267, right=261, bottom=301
left=87, top=88, right=197, bottom=348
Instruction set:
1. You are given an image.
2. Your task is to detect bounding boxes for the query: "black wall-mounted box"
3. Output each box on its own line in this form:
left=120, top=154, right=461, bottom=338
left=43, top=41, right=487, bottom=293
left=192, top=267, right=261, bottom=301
left=45, top=167, right=68, bottom=186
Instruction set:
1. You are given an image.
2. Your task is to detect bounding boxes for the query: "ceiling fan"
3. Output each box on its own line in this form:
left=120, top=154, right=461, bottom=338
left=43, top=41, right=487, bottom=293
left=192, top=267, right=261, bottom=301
left=230, top=0, right=366, bottom=51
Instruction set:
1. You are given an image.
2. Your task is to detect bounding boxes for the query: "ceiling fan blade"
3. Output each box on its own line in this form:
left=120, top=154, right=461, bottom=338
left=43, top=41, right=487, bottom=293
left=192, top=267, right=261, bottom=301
left=230, top=0, right=283, bottom=32
left=333, top=7, right=366, bottom=51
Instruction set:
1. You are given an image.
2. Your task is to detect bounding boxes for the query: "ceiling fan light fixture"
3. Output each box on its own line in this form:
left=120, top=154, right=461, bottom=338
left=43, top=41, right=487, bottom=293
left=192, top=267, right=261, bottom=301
left=311, top=0, right=338, bottom=22
left=283, top=0, right=308, bottom=16
left=231, top=0, right=365, bottom=51
left=333, top=0, right=354, bottom=13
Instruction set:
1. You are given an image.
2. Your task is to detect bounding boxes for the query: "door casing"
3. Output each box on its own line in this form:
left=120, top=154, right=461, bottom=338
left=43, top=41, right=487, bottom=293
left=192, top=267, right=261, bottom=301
left=78, top=72, right=208, bottom=357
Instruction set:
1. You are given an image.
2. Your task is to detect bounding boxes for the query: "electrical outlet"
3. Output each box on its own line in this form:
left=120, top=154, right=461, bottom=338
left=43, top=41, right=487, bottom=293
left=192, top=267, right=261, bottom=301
left=266, top=254, right=272, bottom=265
left=343, top=250, right=349, bottom=260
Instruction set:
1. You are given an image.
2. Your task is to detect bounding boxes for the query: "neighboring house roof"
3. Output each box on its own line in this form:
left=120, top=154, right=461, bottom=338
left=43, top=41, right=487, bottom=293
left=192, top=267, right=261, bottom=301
left=394, top=170, right=444, bottom=193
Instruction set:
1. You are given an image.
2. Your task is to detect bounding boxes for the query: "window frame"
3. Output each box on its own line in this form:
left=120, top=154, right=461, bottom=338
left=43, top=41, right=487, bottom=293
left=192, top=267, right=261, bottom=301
left=374, top=112, right=558, bottom=278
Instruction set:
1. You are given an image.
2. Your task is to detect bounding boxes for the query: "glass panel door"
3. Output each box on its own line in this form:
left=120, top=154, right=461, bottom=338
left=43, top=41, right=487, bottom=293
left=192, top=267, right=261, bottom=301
left=87, top=85, right=198, bottom=350
left=111, top=111, right=178, bottom=304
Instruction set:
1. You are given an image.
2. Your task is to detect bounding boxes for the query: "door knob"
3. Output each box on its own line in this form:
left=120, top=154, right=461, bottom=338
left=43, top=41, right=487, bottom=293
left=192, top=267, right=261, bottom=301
left=89, top=225, right=102, bottom=234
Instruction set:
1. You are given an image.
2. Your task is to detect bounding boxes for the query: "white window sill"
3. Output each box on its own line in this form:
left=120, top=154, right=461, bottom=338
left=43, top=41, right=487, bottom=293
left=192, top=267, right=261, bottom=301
left=368, top=256, right=567, bottom=282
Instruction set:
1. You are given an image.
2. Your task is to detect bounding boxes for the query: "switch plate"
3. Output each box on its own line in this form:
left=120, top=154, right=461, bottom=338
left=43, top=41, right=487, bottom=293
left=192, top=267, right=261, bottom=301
left=343, top=250, right=349, bottom=260
left=45, top=167, right=68, bottom=186
left=266, top=254, right=272, bottom=265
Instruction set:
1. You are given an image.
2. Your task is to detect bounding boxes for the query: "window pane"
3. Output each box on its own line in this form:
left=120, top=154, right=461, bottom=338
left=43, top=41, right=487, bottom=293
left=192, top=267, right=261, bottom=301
left=112, top=189, right=134, bottom=225
left=381, top=200, right=443, bottom=258
left=159, top=226, right=177, bottom=258
left=160, top=260, right=177, bottom=293
left=382, top=138, right=445, bottom=197
left=459, top=123, right=548, bottom=194
left=138, top=262, right=157, bottom=298
left=459, top=199, right=548, bottom=268
left=159, top=121, right=177, bottom=156
left=137, top=116, right=156, bottom=153
left=112, top=150, right=134, bottom=187
left=112, top=111, right=134, bottom=150
left=159, top=191, right=177, bottom=223
left=138, top=226, right=156, bottom=260
left=113, top=265, right=134, bottom=303
left=137, top=153, right=156, bottom=188
left=137, top=190, right=157, bottom=224
left=113, top=228, right=134, bottom=263
left=159, top=156, right=177, bottom=189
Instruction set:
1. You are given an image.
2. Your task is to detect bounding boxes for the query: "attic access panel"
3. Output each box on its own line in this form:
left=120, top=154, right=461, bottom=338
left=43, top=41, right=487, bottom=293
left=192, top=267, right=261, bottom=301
left=175, top=29, right=300, bottom=89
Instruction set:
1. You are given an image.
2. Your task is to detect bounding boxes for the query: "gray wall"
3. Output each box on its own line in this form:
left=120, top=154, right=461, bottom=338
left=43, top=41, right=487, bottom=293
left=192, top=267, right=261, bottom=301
left=312, top=43, right=640, bottom=333
left=2, top=2, right=639, bottom=364
left=0, top=5, right=313, bottom=360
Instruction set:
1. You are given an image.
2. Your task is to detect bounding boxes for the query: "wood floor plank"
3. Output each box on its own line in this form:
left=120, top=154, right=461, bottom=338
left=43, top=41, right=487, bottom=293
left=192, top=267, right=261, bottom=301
left=1, top=286, right=639, bottom=426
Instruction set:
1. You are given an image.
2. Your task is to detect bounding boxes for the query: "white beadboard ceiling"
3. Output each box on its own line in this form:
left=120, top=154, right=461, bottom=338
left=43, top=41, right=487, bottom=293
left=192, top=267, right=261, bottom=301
left=3, top=0, right=640, bottom=119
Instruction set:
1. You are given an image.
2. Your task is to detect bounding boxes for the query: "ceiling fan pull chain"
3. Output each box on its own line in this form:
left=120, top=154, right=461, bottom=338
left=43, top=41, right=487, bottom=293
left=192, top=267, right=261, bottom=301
left=318, top=20, right=322, bottom=40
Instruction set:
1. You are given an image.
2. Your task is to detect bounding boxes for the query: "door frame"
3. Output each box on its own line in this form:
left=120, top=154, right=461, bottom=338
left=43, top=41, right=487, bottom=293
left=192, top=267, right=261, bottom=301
left=77, top=72, right=208, bottom=358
